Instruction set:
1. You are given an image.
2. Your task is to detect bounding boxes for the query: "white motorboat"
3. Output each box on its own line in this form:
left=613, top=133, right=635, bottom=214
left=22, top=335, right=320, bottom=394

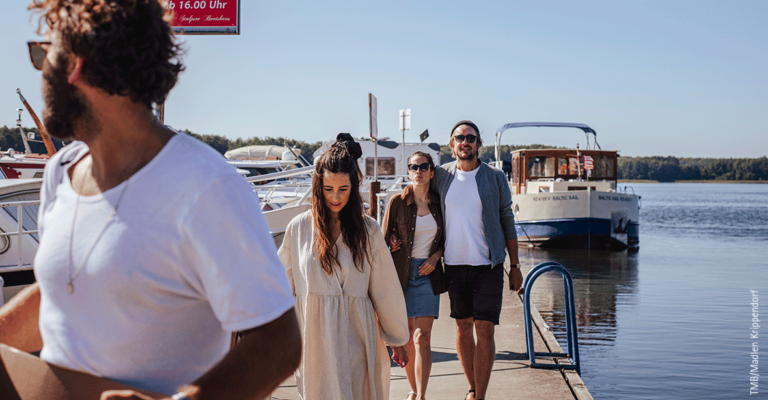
left=0, top=179, right=43, bottom=305
left=494, top=122, right=640, bottom=250
left=0, top=105, right=53, bottom=179
left=0, top=151, right=48, bottom=179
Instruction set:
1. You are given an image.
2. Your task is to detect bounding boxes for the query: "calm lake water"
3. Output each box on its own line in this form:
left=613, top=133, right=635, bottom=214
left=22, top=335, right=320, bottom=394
left=522, top=183, right=768, bottom=399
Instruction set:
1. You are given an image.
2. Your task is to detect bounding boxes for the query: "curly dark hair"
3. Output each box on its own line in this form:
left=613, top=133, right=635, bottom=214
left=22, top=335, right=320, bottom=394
left=311, top=138, right=371, bottom=275
left=30, top=0, right=185, bottom=107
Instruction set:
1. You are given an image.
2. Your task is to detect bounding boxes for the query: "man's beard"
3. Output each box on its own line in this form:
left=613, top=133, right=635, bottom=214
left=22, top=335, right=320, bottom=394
left=456, top=146, right=476, bottom=161
left=42, top=53, right=89, bottom=141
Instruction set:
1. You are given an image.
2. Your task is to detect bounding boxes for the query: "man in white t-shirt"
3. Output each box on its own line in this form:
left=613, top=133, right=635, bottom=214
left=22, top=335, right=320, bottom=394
left=432, top=120, right=523, bottom=400
left=0, top=2, right=301, bottom=399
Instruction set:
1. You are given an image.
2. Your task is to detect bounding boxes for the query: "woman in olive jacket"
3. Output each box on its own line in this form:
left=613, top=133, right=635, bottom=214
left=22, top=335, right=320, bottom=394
left=382, top=151, right=447, bottom=400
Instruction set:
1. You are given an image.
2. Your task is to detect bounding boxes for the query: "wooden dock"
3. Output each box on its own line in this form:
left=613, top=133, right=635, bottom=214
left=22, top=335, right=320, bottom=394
left=271, top=270, right=593, bottom=400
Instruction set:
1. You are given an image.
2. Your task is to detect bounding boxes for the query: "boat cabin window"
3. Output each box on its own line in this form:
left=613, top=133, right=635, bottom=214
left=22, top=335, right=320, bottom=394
left=365, top=157, right=396, bottom=176
left=558, top=157, right=583, bottom=176
left=590, top=156, right=615, bottom=179
left=528, top=156, right=554, bottom=178
left=511, top=156, right=518, bottom=183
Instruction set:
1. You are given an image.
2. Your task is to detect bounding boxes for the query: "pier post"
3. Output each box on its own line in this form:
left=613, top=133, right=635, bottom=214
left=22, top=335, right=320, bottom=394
left=369, top=181, right=381, bottom=218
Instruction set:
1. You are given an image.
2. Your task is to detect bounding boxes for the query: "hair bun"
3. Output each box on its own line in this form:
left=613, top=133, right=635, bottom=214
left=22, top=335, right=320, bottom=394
left=336, top=133, right=363, bottom=161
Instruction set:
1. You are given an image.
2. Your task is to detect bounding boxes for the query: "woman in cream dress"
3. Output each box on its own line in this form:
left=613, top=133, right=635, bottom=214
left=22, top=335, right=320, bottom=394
left=278, top=135, right=410, bottom=400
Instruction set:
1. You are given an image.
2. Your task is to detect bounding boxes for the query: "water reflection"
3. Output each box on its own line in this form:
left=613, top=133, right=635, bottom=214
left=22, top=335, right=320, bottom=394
left=519, top=247, right=639, bottom=347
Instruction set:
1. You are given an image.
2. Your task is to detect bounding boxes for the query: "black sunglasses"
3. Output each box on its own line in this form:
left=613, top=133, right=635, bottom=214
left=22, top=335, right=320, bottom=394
left=407, top=163, right=431, bottom=172
left=453, top=134, right=477, bottom=144
left=28, top=41, right=52, bottom=71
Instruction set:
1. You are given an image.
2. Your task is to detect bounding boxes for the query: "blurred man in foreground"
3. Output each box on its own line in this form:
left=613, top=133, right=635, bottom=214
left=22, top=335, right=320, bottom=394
left=0, top=1, right=301, bottom=399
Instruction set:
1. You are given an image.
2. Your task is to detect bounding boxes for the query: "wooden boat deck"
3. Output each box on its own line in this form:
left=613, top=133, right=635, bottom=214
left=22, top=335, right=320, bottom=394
left=271, top=268, right=592, bottom=400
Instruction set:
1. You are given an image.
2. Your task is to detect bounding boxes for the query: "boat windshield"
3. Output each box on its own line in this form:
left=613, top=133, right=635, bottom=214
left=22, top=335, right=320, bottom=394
left=0, top=190, right=40, bottom=242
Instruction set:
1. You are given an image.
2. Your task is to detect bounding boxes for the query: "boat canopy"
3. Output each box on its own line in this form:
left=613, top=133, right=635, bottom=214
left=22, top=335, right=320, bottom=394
left=225, top=145, right=301, bottom=161
left=494, top=122, right=600, bottom=162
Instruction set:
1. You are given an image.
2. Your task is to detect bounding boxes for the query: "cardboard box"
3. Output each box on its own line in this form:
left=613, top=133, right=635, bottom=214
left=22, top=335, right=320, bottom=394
left=0, top=344, right=164, bottom=400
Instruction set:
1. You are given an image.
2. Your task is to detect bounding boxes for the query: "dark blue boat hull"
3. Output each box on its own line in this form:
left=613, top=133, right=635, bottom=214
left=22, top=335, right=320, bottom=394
left=516, top=218, right=639, bottom=250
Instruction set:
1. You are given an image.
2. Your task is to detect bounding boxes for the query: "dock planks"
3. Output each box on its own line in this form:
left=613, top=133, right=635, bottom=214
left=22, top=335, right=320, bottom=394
left=271, top=268, right=592, bottom=400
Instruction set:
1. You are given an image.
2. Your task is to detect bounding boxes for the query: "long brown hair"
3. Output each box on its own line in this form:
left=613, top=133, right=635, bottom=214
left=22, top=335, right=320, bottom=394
left=312, top=136, right=370, bottom=274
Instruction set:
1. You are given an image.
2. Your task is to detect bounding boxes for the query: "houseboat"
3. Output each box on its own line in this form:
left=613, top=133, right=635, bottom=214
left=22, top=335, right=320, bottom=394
left=494, top=122, right=640, bottom=250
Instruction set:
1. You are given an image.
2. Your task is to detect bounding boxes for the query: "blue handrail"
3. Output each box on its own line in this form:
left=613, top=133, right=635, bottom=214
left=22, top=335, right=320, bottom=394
left=522, top=261, right=581, bottom=375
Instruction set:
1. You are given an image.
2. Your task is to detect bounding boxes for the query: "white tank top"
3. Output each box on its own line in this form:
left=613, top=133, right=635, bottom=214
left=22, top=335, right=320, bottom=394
left=412, top=213, right=438, bottom=259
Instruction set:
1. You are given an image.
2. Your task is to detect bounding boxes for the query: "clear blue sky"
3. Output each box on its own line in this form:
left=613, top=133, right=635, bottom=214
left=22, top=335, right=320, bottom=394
left=1, top=0, right=766, bottom=158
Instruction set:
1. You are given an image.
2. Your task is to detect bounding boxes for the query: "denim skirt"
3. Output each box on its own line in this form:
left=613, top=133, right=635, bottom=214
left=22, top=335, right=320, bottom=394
left=404, top=258, right=440, bottom=318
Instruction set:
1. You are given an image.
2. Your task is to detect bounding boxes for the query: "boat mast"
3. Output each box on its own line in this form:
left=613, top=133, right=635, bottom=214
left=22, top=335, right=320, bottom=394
left=16, top=88, right=57, bottom=156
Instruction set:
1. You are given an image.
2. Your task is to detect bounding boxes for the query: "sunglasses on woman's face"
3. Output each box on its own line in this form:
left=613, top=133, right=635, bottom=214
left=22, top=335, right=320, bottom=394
left=453, top=134, right=477, bottom=144
left=408, top=163, right=431, bottom=172
left=27, top=41, right=52, bottom=71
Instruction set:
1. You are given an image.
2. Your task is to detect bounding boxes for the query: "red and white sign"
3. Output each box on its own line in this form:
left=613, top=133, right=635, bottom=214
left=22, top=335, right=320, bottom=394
left=168, top=0, right=240, bottom=35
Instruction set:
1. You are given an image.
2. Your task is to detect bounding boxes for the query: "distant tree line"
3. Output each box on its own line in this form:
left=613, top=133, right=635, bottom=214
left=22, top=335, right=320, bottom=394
left=178, top=129, right=325, bottom=163
left=175, top=130, right=563, bottom=165
left=3, top=126, right=764, bottom=181
left=444, top=144, right=564, bottom=165
left=0, top=126, right=325, bottom=163
left=0, top=125, right=67, bottom=154
left=618, top=156, right=768, bottom=182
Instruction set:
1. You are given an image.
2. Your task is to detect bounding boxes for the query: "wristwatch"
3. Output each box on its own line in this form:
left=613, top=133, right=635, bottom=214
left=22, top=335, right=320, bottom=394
left=510, top=263, right=520, bottom=269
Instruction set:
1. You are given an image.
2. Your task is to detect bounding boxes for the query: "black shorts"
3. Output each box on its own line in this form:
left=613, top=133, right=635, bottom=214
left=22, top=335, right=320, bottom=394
left=444, top=263, right=505, bottom=325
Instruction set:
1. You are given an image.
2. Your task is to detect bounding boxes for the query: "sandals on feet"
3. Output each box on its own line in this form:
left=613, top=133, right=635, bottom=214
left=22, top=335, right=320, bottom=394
left=464, top=390, right=476, bottom=400
left=405, top=391, right=417, bottom=400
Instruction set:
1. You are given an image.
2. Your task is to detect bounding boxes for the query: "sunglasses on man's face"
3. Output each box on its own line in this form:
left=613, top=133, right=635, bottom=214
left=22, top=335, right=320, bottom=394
left=28, top=41, right=52, bottom=71
left=453, top=134, right=477, bottom=144
left=408, top=163, right=431, bottom=172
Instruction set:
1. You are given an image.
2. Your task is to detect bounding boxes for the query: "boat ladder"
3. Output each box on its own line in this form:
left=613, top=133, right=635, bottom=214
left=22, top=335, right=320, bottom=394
left=522, top=261, right=581, bottom=375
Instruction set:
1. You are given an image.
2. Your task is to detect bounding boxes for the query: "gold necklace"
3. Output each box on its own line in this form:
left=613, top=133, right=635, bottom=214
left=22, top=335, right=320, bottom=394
left=65, top=142, right=149, bottom=294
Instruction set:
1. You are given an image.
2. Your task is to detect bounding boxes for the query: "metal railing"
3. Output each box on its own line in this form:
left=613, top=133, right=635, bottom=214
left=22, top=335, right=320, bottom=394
left=522, top=261, right=581, bottom=375
left=246, top=165, right=314, bottom=184
left=0, top=199, right=40, bottom=272
left=245, top=166, right=314, bottom=209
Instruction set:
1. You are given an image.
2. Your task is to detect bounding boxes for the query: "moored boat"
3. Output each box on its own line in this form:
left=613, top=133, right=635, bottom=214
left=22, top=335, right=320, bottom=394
left=0, top=179, right=43, bottom=305
left=494, top=122, right=640, bottom=250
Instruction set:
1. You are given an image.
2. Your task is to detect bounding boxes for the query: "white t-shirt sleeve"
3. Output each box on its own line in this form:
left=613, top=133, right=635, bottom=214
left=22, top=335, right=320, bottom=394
left=180, top=174, right=295, bottom=332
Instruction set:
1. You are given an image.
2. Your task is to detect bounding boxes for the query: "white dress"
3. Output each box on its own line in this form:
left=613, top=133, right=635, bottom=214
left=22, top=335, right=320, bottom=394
left=278, top=211, right=409, bottom=400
